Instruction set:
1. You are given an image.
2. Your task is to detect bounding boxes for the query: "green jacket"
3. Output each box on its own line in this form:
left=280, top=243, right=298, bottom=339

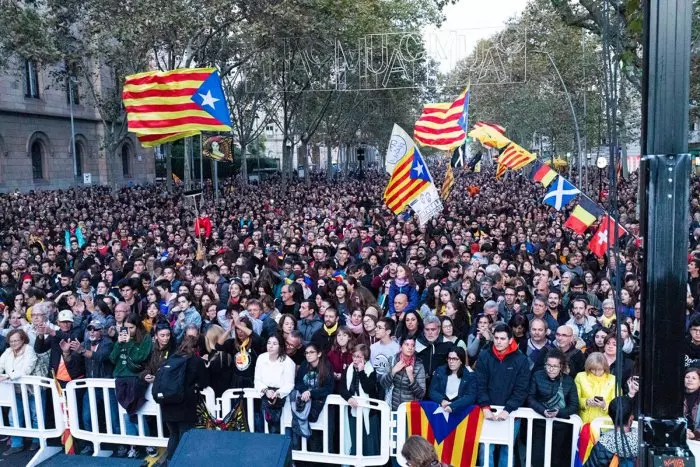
left=110, top=337, right=153, bottom=378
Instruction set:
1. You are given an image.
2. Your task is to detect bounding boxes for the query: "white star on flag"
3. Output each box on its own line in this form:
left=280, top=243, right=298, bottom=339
left=199, top=90, right=219, bottom=109
left=413, top=162, right=424, bottom=177
left=433, top=405, right=451, bottom=422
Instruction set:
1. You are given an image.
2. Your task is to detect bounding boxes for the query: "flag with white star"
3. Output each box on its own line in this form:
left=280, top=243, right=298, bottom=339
left=123, top=67, right=232, bottom=147
left=384, top=143, right=433, bottom=214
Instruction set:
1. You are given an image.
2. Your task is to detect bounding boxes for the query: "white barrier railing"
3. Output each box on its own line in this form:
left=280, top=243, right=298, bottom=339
left=0, top=376, right=64, bottom=467
left=219, top=388, right=392, bottom=466
left=394, top=405, right=582, bottom=467
left=64, top=378, right=216, bottom=456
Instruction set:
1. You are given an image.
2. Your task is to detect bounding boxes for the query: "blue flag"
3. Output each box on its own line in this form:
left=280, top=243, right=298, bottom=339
left=543, top=176, right=580, bottom=210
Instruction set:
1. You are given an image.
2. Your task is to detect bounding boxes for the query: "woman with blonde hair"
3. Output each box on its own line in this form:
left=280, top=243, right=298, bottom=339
left=574, top=352, right=616, bottom=423
left=203, top=324, right=235, bottom=397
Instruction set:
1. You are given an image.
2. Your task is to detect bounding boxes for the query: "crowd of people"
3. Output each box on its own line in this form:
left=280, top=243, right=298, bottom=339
left=0, top=161, right=696, bottom=467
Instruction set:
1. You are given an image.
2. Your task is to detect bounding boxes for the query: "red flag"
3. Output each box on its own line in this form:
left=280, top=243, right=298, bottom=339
left=588, top=215, right=626, bottom=257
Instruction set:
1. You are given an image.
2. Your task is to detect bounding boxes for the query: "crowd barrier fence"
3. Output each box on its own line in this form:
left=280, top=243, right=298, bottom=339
left=0, top=376, right=65, bottom=466
left=2, top=377, right=700, bottom=466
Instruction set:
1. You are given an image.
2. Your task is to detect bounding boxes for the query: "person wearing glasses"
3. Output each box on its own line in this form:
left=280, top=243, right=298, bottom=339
left=527, top=349, right=579, bottom=466
left=575, top=352, right=616, bottom=424
left=428, top=346, right=476, bottom=414
left=291, top=342, right=333, bottom=465
left=554, top=325, right=586, bottom=378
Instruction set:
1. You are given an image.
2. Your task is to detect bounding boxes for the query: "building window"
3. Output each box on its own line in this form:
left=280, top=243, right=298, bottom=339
left=121, top=144, right=131, bottom=176
left=24, top=60, right=40, bottom=98
left=75, top=142, right=83, bottom=177
left=31, top=141, right=44, bottom=179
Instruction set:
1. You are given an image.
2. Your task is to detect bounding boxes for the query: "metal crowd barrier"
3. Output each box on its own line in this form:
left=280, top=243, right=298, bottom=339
left=219, top=388, right=392, bottom=466
left=64, top=378, right=216, bottom=456
left=11, top=376, right=700, bottom=466
left=394, top=404, right=582, bottom=467
left=0, top=376, right=65, bottom=466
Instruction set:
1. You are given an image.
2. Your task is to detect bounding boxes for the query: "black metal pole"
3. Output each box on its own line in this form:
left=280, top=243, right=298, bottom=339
left=639, top=0, right=693, bottom=464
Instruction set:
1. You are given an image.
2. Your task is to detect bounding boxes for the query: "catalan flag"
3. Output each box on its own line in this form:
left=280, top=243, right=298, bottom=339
left=564, top=196, right=605, bottom=234
left=441, top=164, right=455, bottom=200
left=414, top=88, right=470, bottom=151
left=468, top=121, right=510, bottom=149
left=123, top=68, right=232, bottom=145
left=529, top=159, right=558, bottom=187
left=496, top=162, right=507, bottom=179
left=498, top=142, right=536, bottom=171
left=384, top=145, right=432, bottom=214
left=137, top=131, right=199, bottom=148
left=52, top=371, right=75, bottom=455
left=406, top=401, right=483, bottom=467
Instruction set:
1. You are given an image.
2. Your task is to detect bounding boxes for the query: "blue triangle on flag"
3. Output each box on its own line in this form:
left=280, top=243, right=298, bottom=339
left=191, top=71, right=232, bottom=126
left=409, top=147, right=432, bottom=183
left=543, top=176, right=580, bottom=210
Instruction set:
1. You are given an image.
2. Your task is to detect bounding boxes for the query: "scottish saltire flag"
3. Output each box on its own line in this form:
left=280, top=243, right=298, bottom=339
left=543, top=176, right=580, bottom=210
left=406, top=401, right=483, bottom=467
left=123, top=68, right=232, bottom=147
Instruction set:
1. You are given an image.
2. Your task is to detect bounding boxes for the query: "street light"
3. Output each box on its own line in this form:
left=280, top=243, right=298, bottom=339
left=533, top=50, right=583, bottom=182
left=596, top=155, right=609, bottom=202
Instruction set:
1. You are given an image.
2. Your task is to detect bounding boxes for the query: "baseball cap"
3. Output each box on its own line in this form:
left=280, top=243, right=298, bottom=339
left=86, top=319, right=103, bottom=331
left=57, top=309, right=74, bottom=323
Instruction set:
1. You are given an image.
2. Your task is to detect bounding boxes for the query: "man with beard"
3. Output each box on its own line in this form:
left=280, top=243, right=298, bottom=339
left=310, top=307, right=339, bottom=351
left=565, top=298, right=598, bottom=342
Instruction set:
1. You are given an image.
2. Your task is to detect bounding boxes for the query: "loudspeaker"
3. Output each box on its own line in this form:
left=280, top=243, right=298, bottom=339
left=169, top=430, right=293, bottom=467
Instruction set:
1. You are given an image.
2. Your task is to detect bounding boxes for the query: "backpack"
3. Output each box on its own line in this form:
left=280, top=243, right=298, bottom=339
left=152, top=354, right=190, bottom=405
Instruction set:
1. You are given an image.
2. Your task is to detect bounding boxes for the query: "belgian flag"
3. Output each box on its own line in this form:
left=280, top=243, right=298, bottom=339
left=564, top=196, right=605, bottom=234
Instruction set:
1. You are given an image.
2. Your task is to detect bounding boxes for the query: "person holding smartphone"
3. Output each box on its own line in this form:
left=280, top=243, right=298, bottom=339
left=527, top=349, right=579, bottom=466
left=575, top=352, right=616, bottom=423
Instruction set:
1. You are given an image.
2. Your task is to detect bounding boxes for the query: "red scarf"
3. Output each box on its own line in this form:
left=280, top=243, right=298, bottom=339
left=492, top=339, right=519, bottom=362
left=400, top=353, right=415, bottom=367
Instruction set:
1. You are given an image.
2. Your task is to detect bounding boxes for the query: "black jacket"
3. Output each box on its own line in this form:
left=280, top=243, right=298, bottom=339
left=159, top=355, right=209, bottom=423
left=475, top=343, right=530, bottom=414
left=428, top=365, right=477, bottom=413
left=310, top=327, right=337, bottom=352
left=527, top=369, right=579, bottom=418
left=416, top=337, right=452, bottom=380
left=81, top=336, right=114, bottom=379
left=35, top=329, right=86, bottom=381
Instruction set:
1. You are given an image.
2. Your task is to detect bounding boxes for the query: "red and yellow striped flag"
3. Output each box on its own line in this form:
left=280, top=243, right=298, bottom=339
left=496, top=163, right=507, bottom=179
left=440, top=164, right=455, bottom=200
left=384, top=147, right=432, bottom=214
left=498, top=142, right=536, bottom=171
left=413, top=88, right=470, bottom=151
left=123, top=68, right=232, bottom=145
left=406, top=401, right=483, bottom=467
left=52, top=371, right=75, bottom=455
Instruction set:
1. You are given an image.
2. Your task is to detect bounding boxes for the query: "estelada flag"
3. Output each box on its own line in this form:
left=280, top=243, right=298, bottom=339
left=564, top=196, right=605, bottom=234
left=498, top=142, right=536, bottom=171
left=123, top=68, right=232, bottom=146
left=414, top=88, right=470, bottom=151
left=384, top=146, right=432, bottom=214
left=588, top=215, right=627, bottom=257
left=406, top=401, right=483, bottom=467
left=441, top=164, right=455, bottom=200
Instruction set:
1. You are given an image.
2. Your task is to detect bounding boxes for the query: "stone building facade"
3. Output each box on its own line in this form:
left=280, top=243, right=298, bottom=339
left=0, top=57, right=155, bottom=191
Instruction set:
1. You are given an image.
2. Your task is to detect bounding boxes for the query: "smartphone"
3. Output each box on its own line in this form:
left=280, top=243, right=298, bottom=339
left=119, top=327, right=128, bottom=336
left=594, top=396, right=604, bottom=402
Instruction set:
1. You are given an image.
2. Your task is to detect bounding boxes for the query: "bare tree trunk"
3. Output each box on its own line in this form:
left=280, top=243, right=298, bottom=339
left=326, top=142, right=333, bottom=182
left=303, top=141, right=310, bottom=185
left=240, top=142, right=248, bottom=186
left=165, top=143, right=173, bottom=192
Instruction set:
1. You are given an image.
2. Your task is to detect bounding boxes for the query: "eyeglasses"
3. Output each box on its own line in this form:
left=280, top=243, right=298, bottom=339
left=545, top=364, right=561, bottom=369
left=304, top=350, right=317, bottom=355
left=446, top=357, right=461, bottom=362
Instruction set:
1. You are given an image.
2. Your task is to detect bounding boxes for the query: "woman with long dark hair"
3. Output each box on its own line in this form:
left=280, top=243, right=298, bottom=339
left=158, top=335, right=208, bottom=462
left=292, top=342, right=334, bottom=464
left=394, top=310, right=424, bottom=342
left=109, top=313, right=153, bottom=457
